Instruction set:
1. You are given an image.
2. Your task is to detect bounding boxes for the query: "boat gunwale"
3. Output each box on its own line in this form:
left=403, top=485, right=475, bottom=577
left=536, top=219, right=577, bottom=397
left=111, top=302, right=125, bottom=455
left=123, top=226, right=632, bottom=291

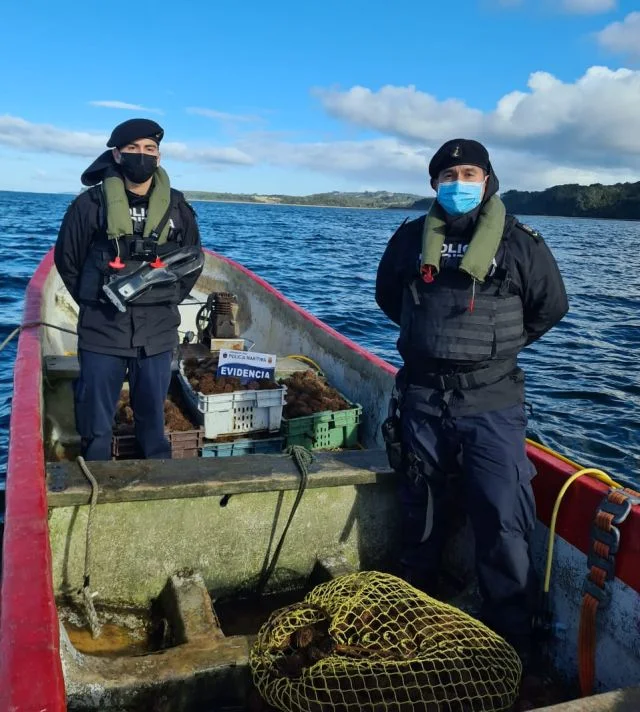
left=1, top=249, right=66, bottom=711
left=2, top=245, right=640, bottom=711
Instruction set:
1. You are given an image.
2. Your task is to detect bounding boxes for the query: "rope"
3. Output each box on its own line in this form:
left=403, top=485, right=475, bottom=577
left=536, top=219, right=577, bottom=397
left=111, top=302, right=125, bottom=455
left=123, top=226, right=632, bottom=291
left=0, top=327, right=21, bottom=353
left=527, top=440, right=632, bottom=692
left=255, top=445, right=312, bottom=596
left=284, top=354, right=324, bottom=376
left=76, top=456, right=102, bottom=639
left=543, top=468, right=620, bottom=594
left=578, top=562, right=606, bottom=695
left=0, top=321, right=78, bottom=353
left=578, top=486, right=640, bottom=697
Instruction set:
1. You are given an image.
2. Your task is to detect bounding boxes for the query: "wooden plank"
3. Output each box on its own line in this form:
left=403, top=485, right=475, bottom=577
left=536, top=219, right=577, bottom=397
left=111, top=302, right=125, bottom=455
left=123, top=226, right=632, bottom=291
left=46, top=448, right=395, bottom=507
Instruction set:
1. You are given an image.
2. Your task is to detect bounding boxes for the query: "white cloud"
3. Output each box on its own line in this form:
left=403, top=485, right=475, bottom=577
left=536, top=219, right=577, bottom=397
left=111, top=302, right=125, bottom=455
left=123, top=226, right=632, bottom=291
left=0, top=115, right=106, bottom=157
left=479, top=147, right=640, bottom=192
left=89, top=100, right=163, bottom=114
left=241, top=135, right=640, bottom=193
left=596, top=12, right=640, bottom=56
left=186, top=107, right=262, bottom=123
left=315, top=66, right=640, bottom=172
left=317, top=85, right=482, bottom=144
left=248, top=137, right=430, bottom=183
left=0, top=115, right=253, bottom=167
left=162, top=141, right=254, bottom=166
left=561, top=0, right=615, bottom=13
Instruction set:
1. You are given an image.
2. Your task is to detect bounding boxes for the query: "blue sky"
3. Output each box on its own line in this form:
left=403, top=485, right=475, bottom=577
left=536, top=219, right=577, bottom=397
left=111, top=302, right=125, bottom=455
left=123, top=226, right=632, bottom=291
left=1, top=0, right=639, bottom=195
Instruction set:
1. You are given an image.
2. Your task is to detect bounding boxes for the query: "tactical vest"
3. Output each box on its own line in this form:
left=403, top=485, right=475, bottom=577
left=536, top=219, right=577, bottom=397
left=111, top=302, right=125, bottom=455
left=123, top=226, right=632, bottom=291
left=77, top=175, right=185, bottom=306
left=398, top=224, right=526, bottom=367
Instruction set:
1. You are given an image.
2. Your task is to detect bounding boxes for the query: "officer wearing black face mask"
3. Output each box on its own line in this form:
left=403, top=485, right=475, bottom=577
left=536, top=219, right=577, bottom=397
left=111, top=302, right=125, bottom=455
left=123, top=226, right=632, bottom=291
left=54, top=118, right=205, bottom=461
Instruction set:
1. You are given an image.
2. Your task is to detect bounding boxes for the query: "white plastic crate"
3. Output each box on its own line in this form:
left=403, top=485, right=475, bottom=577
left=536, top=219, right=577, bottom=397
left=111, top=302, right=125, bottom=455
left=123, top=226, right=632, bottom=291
left=178, top=364, right=286, bottom=439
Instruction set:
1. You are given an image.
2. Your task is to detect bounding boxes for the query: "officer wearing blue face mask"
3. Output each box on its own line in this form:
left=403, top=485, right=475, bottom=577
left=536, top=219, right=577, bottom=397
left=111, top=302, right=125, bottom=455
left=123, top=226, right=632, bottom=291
left=375, top=138, right=568, bottom=668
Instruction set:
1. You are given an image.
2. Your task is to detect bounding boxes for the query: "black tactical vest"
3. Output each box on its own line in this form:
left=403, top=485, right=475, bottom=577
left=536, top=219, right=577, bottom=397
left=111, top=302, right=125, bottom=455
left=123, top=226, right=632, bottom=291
left=398, top=237, right=526, bottom=365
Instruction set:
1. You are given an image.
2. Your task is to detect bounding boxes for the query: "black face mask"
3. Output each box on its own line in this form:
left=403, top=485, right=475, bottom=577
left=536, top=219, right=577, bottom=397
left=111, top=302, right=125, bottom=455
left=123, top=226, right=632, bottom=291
left=118, top=152, right=158, bottom=184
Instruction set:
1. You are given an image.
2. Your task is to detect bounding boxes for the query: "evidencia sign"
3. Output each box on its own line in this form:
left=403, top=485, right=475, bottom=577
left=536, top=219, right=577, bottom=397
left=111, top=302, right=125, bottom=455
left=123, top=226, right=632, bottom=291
left=216, top=349, right=277, bottom=383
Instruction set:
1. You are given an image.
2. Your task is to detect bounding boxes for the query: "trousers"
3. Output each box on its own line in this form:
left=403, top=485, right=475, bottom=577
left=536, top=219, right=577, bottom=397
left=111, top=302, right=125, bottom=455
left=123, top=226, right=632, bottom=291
left=398, top=400, right=537, bottom=650
left=74, top=348, right=172, bottom=461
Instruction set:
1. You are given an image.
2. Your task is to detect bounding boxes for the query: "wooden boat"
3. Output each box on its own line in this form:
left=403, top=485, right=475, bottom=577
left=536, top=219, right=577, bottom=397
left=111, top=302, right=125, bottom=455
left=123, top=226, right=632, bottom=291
left=1, top=246, right=639, bottom=712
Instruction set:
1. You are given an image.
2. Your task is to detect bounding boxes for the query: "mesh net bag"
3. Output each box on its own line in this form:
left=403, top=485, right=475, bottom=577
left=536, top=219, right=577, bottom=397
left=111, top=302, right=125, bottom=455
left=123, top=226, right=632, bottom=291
left=249, top=571, right=522, bottom=712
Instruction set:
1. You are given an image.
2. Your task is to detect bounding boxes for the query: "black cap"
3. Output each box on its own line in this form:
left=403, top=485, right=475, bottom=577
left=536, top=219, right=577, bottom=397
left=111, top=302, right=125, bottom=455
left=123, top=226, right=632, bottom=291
left=106, top=118, right=164, bottom=149
left=428, top=138, right=490, bottom=179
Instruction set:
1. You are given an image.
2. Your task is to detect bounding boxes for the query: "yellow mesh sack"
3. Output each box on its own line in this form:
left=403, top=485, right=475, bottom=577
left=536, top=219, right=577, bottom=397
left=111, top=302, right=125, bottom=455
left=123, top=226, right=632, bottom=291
left=249, top=571, right=522, bottom=712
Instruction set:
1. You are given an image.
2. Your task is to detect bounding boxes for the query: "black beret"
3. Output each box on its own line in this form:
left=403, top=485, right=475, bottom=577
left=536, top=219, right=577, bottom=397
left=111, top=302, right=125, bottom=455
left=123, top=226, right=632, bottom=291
left=428, top=139, right=490, bottom=179
left=106, top=118, right=164, bottom=148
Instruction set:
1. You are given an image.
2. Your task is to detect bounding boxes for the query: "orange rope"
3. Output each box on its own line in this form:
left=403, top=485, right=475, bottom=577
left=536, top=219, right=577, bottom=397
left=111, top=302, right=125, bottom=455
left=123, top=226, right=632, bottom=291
left=578, top=592, right=598, bottom=695
left=578, top=594, right=596, bottom=695
left=592, top=540, right=608, bottom=558
left=579, top=566, right=608, bottom=696
left=578, top=487, right=640, bottom=697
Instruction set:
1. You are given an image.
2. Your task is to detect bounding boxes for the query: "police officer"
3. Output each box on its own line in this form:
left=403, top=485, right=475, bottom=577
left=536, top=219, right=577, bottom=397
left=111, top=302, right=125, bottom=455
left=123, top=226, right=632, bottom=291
left=376, top=138, right=569, bottom=662
left=54, top=118, right=204, bottom=461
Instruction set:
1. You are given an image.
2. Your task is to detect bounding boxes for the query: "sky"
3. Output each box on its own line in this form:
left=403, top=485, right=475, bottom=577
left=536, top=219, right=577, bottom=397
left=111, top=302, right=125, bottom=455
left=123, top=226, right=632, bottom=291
left=0, top=0, right=639, bottom=196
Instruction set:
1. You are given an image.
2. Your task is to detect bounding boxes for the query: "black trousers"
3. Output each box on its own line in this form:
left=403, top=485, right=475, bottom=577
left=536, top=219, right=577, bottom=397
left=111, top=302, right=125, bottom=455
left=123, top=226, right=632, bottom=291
left=399, top=400, right=537, bottom=650
left=74, top=348, right=172, bottom=461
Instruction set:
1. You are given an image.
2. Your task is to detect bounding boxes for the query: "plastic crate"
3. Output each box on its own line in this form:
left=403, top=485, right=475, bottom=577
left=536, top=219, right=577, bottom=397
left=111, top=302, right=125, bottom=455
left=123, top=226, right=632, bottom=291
left=112, top=428, right=204, bottom=460
left=177, top=365, right=286, bottom=440
left=111, top=432, right=140, bottom=460
left=201, top=435, right=285, bottom=458
left=168, top=429, right=205, bottom=459
left=282, top=401, right=362, bottom=451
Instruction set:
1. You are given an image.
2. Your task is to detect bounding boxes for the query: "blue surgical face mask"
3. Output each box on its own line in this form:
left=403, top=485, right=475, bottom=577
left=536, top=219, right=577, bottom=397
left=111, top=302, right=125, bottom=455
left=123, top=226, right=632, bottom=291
left=437, top=180, right=485, bottom=216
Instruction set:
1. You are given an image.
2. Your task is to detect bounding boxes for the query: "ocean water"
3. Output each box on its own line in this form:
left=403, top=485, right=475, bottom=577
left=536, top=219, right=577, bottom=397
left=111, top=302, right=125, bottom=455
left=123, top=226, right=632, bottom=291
left=1, top=191, right=639, bottom=503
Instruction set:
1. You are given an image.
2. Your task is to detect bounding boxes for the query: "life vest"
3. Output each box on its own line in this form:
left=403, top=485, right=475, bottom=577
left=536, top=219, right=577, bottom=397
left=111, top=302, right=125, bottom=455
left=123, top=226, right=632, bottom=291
left=77, top=168, right=186, bottom=306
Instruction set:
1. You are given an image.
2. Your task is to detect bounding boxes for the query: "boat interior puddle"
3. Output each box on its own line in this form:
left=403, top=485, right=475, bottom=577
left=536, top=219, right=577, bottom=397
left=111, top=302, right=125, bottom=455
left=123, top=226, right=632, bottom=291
left=59, top=599, right=170, bottom=657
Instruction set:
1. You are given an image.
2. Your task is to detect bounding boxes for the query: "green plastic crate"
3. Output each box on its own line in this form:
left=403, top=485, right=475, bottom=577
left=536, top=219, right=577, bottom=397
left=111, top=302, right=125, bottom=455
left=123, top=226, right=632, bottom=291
left=282, top=402, right=362, bottom=451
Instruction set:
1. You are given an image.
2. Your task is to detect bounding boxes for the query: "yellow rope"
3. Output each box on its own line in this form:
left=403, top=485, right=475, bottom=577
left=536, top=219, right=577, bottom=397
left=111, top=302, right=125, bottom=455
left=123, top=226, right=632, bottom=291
left=526, top=438, right=585, bottom=470
left=285, top=354, right=324, bottom=373
left=527, top=440, right=623, bottom=594
left=543, top=467, right=620, bottom=594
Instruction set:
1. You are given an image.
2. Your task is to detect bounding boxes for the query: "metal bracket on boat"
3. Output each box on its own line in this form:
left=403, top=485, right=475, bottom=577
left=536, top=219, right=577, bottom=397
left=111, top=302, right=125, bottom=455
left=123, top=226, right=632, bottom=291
left=579, top=486, right=640, bottom=697
left=598, top=492, right=640, bottom=525
left=582, top=488, right=640, bottom=608
left=49, top=463, right=68, bottom=492
left=581, top=577, right=611, bottom=607
left=589, top=522, right=620, bottom=554
left=586, top=551, right=616, bottom=582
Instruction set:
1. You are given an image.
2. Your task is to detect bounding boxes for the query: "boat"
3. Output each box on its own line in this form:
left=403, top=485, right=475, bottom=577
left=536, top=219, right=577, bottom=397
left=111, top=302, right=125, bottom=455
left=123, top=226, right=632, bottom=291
left=1, top=246, right=639, bottom=712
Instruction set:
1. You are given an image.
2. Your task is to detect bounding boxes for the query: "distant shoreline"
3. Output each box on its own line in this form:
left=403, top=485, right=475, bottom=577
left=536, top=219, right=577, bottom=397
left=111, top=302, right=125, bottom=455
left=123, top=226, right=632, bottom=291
left=2, top=182, right=639, bottom=220
left=185, top=197, right=640, bottom=221
left=189, top=197, right=424, bottom=211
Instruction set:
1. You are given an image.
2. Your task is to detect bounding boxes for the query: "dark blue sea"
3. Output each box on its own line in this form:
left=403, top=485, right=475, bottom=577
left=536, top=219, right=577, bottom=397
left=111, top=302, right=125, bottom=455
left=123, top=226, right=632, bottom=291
left=1, top=191, right=639, bottom=512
